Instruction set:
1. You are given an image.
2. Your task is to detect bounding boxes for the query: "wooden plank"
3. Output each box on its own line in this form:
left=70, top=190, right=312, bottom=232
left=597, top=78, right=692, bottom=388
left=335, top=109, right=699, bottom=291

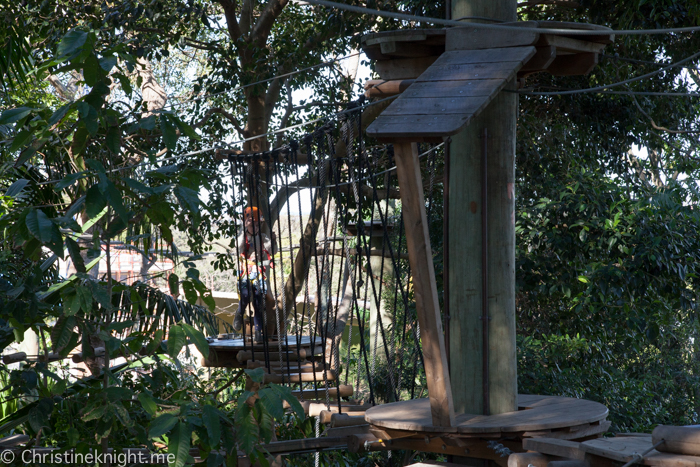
left=259, top=436, right=348, bottom=454
left=380, top=96, right=491, bottom=116
left=434, top=47, right=542, bottom=65
left=401, top=79, right=507, bottom=98
left=446, top=27, right=539, bottom=51
left=415, top=61, right=527, bottom=82
left=537, top=34, right=607, bottom=54
left=365, top=396, right=608, bottom=434
left=548, top=53, right=598, bottom=76
left=580, top=437, right=652, bottom=462
left=653, top=425, right=700, bottom=456
left=519, top=46, right=557, bottom=73
left=369, top=115, right=472, bottom=139
left=393, top=141, right=455, bottom=428
left=530, top=21, right=615, bottom=44
left=523, top=420, right=611, bottom=441
left=522, top=438, right=585, bottom=460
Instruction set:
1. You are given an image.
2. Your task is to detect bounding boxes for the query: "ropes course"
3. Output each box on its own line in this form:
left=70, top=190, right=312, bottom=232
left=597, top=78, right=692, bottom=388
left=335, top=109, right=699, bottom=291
left=204, top=106, right=445, bottom=431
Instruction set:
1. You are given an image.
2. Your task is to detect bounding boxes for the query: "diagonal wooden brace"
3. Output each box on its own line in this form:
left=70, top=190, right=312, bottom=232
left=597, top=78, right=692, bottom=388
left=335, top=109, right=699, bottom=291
left=393, top=141, right=455, bottom=428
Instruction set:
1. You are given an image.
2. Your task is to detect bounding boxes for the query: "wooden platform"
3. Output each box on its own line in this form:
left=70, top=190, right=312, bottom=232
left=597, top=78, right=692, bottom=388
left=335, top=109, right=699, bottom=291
left=522, top=434, right=700, bottom=466
left=365, top=394, right=608, bottom=436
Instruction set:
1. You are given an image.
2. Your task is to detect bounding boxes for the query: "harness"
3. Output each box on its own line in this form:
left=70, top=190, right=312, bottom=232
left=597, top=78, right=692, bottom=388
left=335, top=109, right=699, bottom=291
left=238, top=234, right=273, bottom=289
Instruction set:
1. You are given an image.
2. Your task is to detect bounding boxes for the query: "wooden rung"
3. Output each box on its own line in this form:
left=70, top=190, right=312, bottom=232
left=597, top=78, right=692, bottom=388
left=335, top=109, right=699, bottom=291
left=331, top=413, right=367, bottom=428
left=364, top=79, right=415, bottom=98
left=325, top=424, right=370, bottom=438
left=306, top=403, right=372, bottom=417
left=263, top=370, right=338, bottom=384
left=322, top=412, right=367, bottom=426
left=291, top=384, right=353, bottom=400
left=2, top=352, right=26, bottom=364
left=237, top=348, right=306, bottom=363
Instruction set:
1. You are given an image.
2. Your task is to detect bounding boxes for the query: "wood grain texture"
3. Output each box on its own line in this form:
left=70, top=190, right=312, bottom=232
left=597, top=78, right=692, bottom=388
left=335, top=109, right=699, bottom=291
left=366, top=47, right=535, bottom=139
left=393, top=142, right=455, bottom=428
left=548, top=53, right=598, bottom=76
left=446, top=27, right=539, bottom=51
left=364, top=395, right=608, bottom=434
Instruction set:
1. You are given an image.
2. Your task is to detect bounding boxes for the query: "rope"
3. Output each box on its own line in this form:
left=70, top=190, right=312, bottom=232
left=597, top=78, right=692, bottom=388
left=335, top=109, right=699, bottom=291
left=303, top=0, right=700, bottom=36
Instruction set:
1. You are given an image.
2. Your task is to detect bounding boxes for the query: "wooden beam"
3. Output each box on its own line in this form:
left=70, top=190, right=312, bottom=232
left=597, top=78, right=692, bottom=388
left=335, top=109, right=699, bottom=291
left=364, top=79, right=415, bottom=98
left=548, top=52, right=598, bottom=76
left=446, top=26, right=539, bottom=51
left=393, top=142, right=455, bottom=428
left=375, top=56, right=439, bottom=80
left=519, top=45, right=557, bottom=74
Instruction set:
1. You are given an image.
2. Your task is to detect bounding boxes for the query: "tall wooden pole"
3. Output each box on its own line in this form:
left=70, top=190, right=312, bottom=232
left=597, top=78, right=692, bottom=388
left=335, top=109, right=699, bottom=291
left=449, top=0, right=518, bottom=417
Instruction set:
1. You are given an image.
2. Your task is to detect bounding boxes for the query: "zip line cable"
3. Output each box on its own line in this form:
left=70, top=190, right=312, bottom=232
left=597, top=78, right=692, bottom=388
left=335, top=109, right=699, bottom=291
left=516, top=49, right=700, bottom=96
left=302, top=0, right=700, bottom=36
left=164, top=52, right=363, bottom=110
left=32, top=95, right=397, bottom=187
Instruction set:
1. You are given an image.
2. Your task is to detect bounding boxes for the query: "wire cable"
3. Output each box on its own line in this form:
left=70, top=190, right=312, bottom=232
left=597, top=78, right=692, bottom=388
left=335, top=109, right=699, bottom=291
left=516, top=49, right=700, bottom=96
left=165, top=52, right=362, bottom=110
left=303, top=0, right=700, bottom=36
left=33, top=96, right=397, bottom=187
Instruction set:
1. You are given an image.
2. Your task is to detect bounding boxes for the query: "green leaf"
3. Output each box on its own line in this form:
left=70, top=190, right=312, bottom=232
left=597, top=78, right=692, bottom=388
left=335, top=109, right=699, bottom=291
left=271, top=384, right=304, bottom=419
left=149, top=413, right=178, bottom=438
left=26, top=209, right=54, bottom=243
left=258, top=387, right=284, bottom=421
left=101, top=180, right=128, bottom=222
left=104, top=387, right=133, bottom=402
left=56, top=29, right=88, bottom=59
left=174, top=186, right=200, bottom=214
left=28, top=399, right=53, bottom=432
left=244, top=367, right=265, bottom=384
left=9, top=129, right=33, bottom=152
left=138, top=392, right=158, bottom=417
left=85, top=185, right=107, bottom=219
left=182, top=323, right=209, bottom=358
left=5, top=178, right=28, bottom=197
left=161, top=115, right=178, bottom=150
left=48, top=103, right=72, bottom=126
left=0, top=107, right=33, bottom=124
left=202, top=405, right=221, bottom=448
left=173, top=116, right=200, bottom=140
left=140, top=115, right=156, bottom=130
left=168, top=421, right=193, bottom=467
left=125, top=178, right=154, bottom=195
left=234, top=403, right=258, bottom=454
left=115, top=73, right=133, bottom=96
left=51, top=316, right=77, bottom=353
left=167, top=325, right=186, bottom=358
left=168, top=273, right=179, bottom=295
left=81, top=205, right=108, bottom=233
left=66, top=237, right=86, bottom=272
left=106, top=126, right=121, bottom=154
left=83, top=53, right=101, bottom=87
left=181, top=281, right=198, bottom=305
left=55, top=172, right=85, bottom=190
left=76, top=285, right=93, bottom=312
left=71, top=125, right=89, bottom=155
left=99, top=55, right=118, bottom=72
left=67, top=427, right=80, bottom=446
left=62, top=290, right=82, bottom=316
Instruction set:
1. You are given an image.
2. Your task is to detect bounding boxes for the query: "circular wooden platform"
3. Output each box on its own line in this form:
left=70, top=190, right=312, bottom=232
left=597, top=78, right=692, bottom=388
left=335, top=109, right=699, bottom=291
left=365, top=394, right=608, bottom=435
left=207, top=335, right=324, bottom=352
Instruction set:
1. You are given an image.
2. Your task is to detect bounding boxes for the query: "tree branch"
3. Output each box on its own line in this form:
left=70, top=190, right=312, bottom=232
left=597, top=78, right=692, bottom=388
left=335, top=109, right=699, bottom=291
left=217, top=0, right=243, bottom=41
left=251, top=0, right=290, bottom=46
left=194, top=107, right=246, bottom=136
left=275, top=79, right=294, bottom=147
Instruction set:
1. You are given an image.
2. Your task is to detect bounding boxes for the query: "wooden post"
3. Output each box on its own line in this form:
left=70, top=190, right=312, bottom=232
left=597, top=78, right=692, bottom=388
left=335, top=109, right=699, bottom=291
left=393, top=142, right=455, bottom=427
left=449, top=0, right=518, bottom=417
